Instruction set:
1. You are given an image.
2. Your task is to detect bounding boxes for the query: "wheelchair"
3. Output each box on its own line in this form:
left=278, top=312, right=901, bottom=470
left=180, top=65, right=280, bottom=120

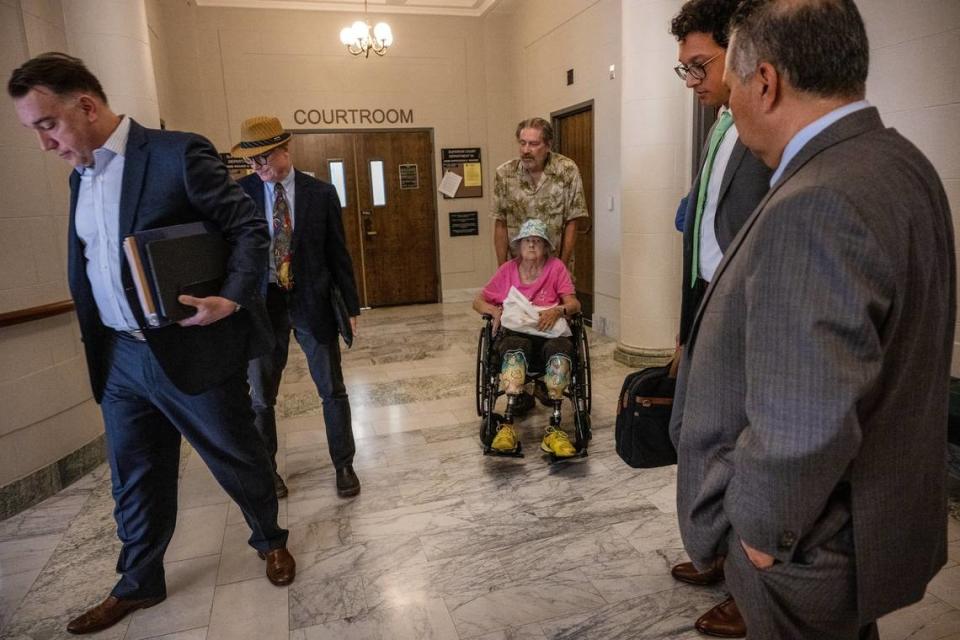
left=475, top=313, right=592, bottom=459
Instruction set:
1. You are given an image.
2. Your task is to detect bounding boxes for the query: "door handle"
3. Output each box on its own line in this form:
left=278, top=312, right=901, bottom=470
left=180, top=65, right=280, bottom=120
left=361, top=210, right=377, bottom=236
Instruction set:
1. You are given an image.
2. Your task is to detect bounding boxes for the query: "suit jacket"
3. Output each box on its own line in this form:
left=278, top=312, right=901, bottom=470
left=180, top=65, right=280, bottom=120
left=679, top=133, right=771, bottom=344
left=68, top=120, right=273, bottom=401
left=670, top=107, right=955, bottom=621
left=238, top=170, right=361, bottom=342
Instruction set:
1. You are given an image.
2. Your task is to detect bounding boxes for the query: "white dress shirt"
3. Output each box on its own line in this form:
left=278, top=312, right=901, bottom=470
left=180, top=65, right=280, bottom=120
left=74, top=116, right=140, bottom=331
left=699, top=108, right=740, bottom=283
left=263, top=168, right=297, bottom=284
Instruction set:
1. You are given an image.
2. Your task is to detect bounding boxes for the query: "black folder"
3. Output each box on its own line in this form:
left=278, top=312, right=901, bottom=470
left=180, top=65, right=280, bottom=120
left=331, top=284, right=354, bottom=348
left=123, top=222, right=228, bottom=327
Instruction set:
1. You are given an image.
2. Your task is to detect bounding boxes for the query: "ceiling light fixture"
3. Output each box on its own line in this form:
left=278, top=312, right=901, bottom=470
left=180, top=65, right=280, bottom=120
left=339, top=0, right=393, bottom=58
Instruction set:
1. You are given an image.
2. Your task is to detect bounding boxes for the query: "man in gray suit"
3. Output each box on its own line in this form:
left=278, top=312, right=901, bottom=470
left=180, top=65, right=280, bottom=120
left=671, top=0, right=955, bottom=637
left=669, top=1, right=771, bottom=636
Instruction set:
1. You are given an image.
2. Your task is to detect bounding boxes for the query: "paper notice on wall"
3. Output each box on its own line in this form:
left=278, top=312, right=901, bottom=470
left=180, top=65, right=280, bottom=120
left=438, top=171, right=463, bottom=197
left=462, top=162, right=482, bottom=187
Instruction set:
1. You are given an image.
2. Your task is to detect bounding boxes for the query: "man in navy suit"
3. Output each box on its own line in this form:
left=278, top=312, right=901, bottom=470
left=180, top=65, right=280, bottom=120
left=233, top=116, right=362, bottom=500
left=7, top=53, right=295, bottom=635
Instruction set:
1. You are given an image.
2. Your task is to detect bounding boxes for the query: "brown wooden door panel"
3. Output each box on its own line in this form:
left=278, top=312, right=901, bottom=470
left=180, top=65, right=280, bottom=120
left=290, top=130, right=438, bottom=308
left=554, top=108, right=595, bottom=320
left=289, top=133, right=367, bottom=306
left=354, top=131, right=438, bottom=306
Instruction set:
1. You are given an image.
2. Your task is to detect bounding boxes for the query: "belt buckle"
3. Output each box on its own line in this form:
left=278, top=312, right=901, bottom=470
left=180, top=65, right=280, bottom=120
left=126, top=329, right=146, bottom=342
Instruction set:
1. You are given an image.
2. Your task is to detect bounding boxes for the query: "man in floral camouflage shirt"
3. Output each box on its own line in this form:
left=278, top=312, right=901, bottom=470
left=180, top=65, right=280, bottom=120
left=491, top=117, right=588, bottom=269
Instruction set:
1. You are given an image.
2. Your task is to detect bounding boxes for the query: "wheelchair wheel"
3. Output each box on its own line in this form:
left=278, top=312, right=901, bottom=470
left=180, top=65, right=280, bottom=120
left=577, top=326, right=592, bottom=415
left=475, top=324, right=489, bottom=417
left=574, top=406, right=591, bottom=451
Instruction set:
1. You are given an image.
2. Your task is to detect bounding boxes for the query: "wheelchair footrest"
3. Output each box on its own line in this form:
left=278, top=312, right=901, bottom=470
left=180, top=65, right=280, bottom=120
left=547, top=447, right=588, bottom=463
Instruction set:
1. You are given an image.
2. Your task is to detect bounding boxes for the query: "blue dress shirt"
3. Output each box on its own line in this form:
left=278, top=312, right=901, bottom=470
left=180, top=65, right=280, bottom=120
left=770, top=100, right=872, bottom=187
left=74, top=116, right=140, bottom=331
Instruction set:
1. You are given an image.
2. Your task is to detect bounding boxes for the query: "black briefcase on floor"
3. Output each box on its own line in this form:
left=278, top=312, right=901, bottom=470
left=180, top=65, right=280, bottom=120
left=615, top=356, right=679, bottom=468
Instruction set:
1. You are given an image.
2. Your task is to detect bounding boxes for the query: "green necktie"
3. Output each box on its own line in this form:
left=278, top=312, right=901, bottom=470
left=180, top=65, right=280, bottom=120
left=690, top=110, right=734, bottom=288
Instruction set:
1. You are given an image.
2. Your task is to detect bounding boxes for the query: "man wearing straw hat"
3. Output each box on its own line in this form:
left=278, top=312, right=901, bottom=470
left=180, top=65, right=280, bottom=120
left=233, top=116, right=362, bottom=500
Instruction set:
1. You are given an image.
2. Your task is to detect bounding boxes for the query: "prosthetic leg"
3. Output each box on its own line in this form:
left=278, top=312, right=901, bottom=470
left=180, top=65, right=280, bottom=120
left=488, top=350, right=526, bottom=456
left=540, top=354, right=578, bottom=459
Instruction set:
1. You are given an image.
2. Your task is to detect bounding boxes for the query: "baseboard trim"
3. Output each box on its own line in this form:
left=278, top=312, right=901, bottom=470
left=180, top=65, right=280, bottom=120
left=0, top=435, right=106, bottom=521
left=613, top=344, right=674, bottom=368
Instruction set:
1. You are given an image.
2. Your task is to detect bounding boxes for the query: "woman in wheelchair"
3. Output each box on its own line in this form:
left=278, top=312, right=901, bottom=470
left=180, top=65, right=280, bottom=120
left=473, top=218, right=582, bottom=458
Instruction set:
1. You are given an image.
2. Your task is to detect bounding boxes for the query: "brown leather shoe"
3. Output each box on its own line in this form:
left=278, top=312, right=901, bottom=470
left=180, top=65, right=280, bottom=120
left=336, top=465, right=361, bottom=498
left=258, top=547, right=296, bottom=586
left=695, top=596, right=746, bottom=638
left=273, top=473, right=289, bottom=499
left=671, top=557, right=725, bottom=586
left=66, top=594, right=165, bottom=634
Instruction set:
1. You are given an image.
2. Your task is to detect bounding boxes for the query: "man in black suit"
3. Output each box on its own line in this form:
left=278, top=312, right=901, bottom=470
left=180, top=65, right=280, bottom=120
left=234, top=116, right=362, bottom=499
left=8, top=52, right=295, bottom=635
left=668, top=1, right=771, bottom=637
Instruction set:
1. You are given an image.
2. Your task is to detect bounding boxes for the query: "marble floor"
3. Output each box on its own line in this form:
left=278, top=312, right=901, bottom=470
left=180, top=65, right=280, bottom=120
left=2, top=302, right=959, bottom=640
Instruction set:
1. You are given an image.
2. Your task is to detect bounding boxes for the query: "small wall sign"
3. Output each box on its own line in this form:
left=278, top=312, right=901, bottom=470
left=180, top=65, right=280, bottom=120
left=399, top=163, right=419, bottom=189
left=449, top=211, right=479, bottom=237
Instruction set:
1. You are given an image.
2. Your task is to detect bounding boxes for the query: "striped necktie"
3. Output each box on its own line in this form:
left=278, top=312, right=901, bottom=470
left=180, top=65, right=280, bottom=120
left=273, top=181, right=294, bottom=290
left=690, top=110, right=734, bottom=288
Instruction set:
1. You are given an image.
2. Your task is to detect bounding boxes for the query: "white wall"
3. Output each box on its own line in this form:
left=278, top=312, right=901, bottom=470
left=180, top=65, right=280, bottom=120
left=147, top=0, right=624, bottom=321
left=147, top=2, right=500, bottom=297
left=0, top=0, right=104, bottom=490
left=858, top=0, right=960, bottom=374
left=487, top=0, right=623, bottom=336
left=618, top=0, right=688, bottom=354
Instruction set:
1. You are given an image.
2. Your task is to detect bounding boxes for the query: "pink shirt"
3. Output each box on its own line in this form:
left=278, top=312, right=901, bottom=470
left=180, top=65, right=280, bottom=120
left=482, top=257, right=575, bottom=307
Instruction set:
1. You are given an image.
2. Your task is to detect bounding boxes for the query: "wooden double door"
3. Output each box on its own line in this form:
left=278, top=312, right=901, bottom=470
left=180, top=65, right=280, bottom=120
left=290, top=130, right=439, bottom=307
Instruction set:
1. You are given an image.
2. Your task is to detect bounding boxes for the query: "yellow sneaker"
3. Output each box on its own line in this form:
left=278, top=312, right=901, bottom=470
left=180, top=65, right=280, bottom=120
left=491, top=423, right=519, bottom=452
left=541, top=427, right=577, bottom=458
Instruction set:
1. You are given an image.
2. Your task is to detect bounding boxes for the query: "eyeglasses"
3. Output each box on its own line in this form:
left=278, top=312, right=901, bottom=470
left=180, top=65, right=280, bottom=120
left=674, top=52, right=722, bottom=82
left=244, top=147, right=279, bottom=167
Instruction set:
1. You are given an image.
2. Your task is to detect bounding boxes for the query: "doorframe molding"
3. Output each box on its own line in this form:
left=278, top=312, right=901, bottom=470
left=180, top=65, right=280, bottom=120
left=550, top=100, right=595, bottom=149
left=549, top=101, right=595, bottom=324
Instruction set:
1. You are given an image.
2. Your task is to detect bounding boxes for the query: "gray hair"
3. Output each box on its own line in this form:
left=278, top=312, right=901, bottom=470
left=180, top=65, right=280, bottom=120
left=728, top=0, right=868, bottom=98
left=515, top=117, right=553, bottom=145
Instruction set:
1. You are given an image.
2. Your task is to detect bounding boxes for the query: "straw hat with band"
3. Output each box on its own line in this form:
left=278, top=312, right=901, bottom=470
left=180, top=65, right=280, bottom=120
left=510, top=218, right=554, bottom=253
left=231, top=116, right=291, bottom=159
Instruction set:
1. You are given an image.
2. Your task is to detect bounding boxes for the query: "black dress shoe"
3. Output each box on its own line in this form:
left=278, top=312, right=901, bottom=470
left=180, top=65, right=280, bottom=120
left=257, top=547, right=296, bottom=586
left=67, top=594, right=165, bottom=634
left=336, top=465, right=361, bottom=497
left=273, top=473, right=289, bottom=499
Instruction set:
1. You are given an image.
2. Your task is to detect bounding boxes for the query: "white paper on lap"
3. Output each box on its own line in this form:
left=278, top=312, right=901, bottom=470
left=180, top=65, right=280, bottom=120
left=499, top=286, right=571, bottom=338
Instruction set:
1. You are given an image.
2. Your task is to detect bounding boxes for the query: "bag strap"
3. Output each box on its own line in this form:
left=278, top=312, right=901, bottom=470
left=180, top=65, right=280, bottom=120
left=668, top=345, right=681, bottom=380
